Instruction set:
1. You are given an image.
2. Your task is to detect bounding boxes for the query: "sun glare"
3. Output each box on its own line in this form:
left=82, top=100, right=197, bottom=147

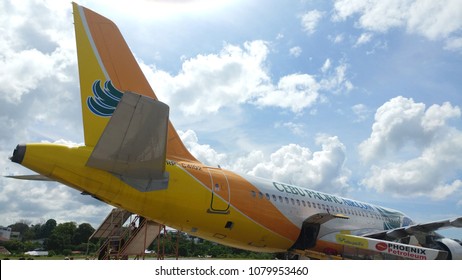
left=95, top=0, right=238, bottom=20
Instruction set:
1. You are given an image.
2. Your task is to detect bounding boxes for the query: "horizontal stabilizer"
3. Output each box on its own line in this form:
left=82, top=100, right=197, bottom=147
left=86, top=91, right=169, bottom=192
left=5, top=174, right=53, bottom=181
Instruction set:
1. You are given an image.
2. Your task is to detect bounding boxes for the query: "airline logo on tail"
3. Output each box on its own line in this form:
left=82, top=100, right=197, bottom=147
left=87, top=80, right=123, bottom=117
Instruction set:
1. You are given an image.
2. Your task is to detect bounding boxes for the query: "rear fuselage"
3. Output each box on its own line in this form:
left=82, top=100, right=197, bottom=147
left=11, top=143, right=410, bottom=253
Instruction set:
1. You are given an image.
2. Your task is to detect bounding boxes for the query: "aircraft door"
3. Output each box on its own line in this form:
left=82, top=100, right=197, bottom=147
left=207, top=168, right=230, bottom=214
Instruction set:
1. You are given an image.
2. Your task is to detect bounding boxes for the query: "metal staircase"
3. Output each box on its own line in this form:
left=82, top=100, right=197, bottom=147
left=90, top=208, right=161, bottom=259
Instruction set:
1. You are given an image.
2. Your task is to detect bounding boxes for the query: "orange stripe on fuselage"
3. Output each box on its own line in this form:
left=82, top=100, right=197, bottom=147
left=186, top=165, right=300, bottom=241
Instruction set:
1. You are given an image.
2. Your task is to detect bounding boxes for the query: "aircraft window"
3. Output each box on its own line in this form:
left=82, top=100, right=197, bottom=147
left=278, top=196, right=283, bottom=203
left=322, top=204, right=326, bottom=210
left=296, top=199, right=300, bottom=206
left=251, top=191, right=256, bottom=198
left=313, top=203, right=316, bottom=209
left=317, top=203, right=321, bottom=209
left=265, top=193, right=270, bottom=200
left=285, top=197, right=289, bottom=204
left=214, top=184, right=220, bottom=191
left=258, top=192, right=263, bottom=199
left=302, top=200, right=306, bottom=207
left=291, top=198, right=295, bottom=205
left=272, top=194, right=277, bottom=201
left=307, top=201, right=311, bottom=207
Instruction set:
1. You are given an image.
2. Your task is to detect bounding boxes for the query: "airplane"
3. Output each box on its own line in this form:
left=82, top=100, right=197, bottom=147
left=7, top=2, right=462, bottom=260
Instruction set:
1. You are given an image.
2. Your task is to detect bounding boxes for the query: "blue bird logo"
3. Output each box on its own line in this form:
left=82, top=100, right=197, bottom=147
left=87, top=80, right=123, bottom=117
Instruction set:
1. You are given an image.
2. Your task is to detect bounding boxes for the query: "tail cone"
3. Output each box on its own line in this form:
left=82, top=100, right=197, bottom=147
left=10, top=144, right=26, bottom=164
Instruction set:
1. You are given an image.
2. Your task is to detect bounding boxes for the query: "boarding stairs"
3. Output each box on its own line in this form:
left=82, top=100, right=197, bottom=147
left=90, top=208, right=132, bottom=240
left=91, top=208, right=161, bottom=259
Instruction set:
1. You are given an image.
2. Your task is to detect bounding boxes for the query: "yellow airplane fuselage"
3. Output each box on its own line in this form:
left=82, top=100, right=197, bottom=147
left=16, top=143, right=295, bottom=252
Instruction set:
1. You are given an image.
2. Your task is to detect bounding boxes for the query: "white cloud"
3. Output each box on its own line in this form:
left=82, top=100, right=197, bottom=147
left=444, top=37, right=462, bottom=52
left=333, top=0, right=462, bottom=51
left=143, top=41, right=353, bottom=116
left=144, top=40, right=271, bottom=116
left=319, top=62, right=354, bottom=94
left=254, top=73, right=320, bottom=113
left=321, top=58, right=331, bottom=72
left=351, top=103, right=370, bottom=122
left=300, top=10, right=324, bottom=35
left=406, top=0, right=462, bottom=40
left=330, top=34, right=345, bottom=44
left=248, top=135, right=350, bottom=194
left=355, top=32, right=373, bottom=46
left=274, top=122, right=307, bottom=137
left=178, top=130, right=350, bottom=195
left=179, top=130, right=228, bottom=166
left=289, top=46, right=302, bottom=57
left=0, top=0, right=79, bottom=143
left=0, top=176, right=111, bottom=227
left=0, top=1, right=75, bottom=104
left=359, top=97, right=462, bottom=199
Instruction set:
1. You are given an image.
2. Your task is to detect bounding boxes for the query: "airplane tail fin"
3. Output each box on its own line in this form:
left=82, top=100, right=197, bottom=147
left=72, top=2, right=198, bottom=162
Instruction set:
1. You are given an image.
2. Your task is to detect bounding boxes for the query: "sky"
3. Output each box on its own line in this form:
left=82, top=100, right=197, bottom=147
left=0, top=0, right=461, bottom=239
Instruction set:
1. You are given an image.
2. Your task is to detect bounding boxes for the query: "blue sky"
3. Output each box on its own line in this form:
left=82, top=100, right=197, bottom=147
left=0, top=0, right=461, bottom=239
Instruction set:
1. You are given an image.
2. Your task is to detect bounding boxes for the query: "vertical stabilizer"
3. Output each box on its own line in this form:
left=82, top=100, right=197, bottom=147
left=72, top=3, right=198, bottom=162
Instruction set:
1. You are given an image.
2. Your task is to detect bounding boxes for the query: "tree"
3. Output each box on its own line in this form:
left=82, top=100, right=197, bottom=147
left=8, top=222, right=30, bottom=239
left=46, top=222, right=77, bottom=254
left=39, top=219, right=57, bottom=239
left=73, top=223, right=95, bottom=245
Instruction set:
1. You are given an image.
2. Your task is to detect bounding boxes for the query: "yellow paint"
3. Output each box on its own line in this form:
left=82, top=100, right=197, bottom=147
left=19, top=143, right=294, bottom=252
left=335, top=234, right=369, bottom=249
left=73, top=4, right=110, bottom=147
